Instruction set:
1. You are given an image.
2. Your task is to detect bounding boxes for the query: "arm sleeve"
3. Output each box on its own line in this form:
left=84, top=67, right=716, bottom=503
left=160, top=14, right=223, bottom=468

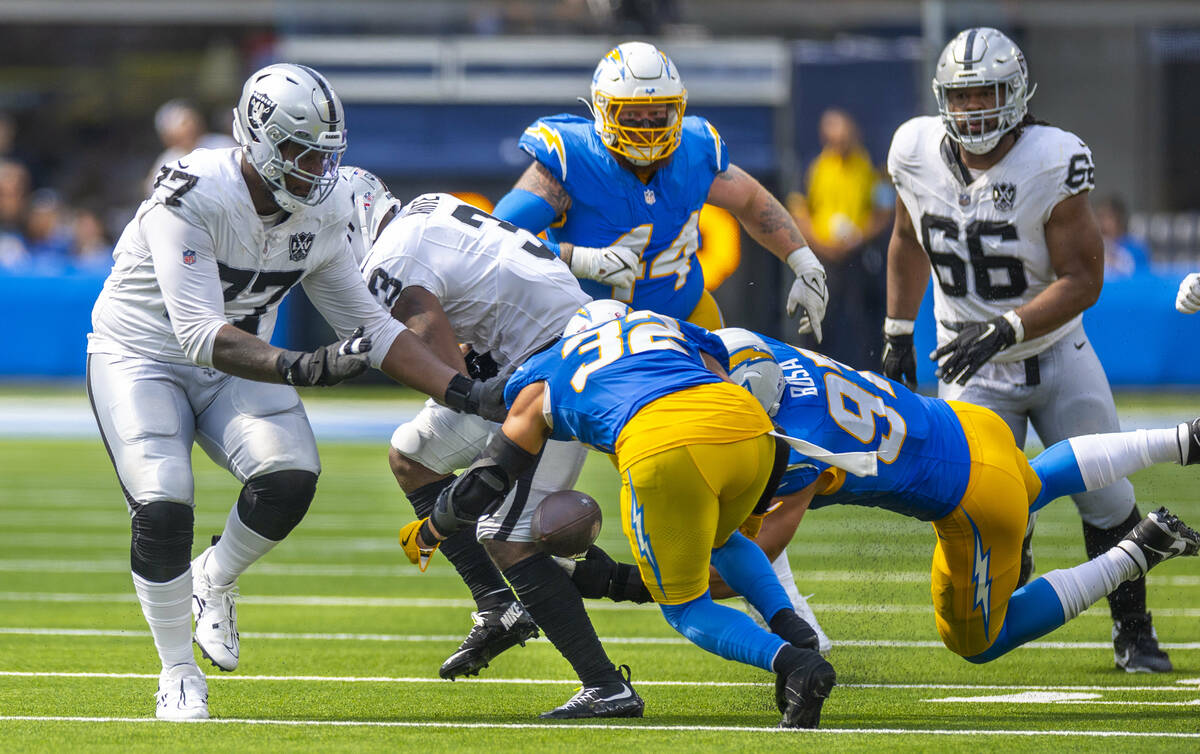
left=141, top=205, right=228, bottom=366
left=492, top=188, right=558, bottom=234
left=303, top=243, right=407, bottom=369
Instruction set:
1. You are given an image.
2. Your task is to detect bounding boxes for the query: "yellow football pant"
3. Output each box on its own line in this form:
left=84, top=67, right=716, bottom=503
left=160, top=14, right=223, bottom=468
left=685, top=289, right=725, bottom=330
left=931, top=401, right=1043, bottom=657
left=619, top=433, right=776, bottom=605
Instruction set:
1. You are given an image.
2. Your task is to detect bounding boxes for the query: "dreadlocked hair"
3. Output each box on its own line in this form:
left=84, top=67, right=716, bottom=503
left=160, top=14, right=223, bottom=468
left=1013, top=111, right=1052, bottom=139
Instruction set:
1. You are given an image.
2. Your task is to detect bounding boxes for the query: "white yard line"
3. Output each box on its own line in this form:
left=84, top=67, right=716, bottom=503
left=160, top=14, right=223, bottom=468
left=0, top=716, right=1197, bottom=738
left=3, top=626, right=1200, bottom=650
left=3, top=670, right=1200, bottom=692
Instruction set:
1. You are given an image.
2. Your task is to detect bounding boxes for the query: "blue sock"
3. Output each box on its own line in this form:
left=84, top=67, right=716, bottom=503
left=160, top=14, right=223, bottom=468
left=659, top=591, right=786, bottom=672
left=1029, top=440, right=1087, bottom=513
left=965, top=577, right=1066, bottom=663
left=710, top=530, right=792, bottom=623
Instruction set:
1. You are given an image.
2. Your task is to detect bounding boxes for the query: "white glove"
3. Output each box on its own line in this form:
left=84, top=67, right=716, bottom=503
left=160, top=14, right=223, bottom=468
left=568, top=244, right=642, bottom=289
left=1176, top=272, right=1200, bottom=314
left=785, top=246, right=829, bottom=342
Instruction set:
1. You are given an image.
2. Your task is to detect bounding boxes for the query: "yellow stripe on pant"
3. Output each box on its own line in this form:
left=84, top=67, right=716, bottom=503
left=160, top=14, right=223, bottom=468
left=615, top=384, right=776, bottom=605
left=931, top=401, right=1043, bottom=657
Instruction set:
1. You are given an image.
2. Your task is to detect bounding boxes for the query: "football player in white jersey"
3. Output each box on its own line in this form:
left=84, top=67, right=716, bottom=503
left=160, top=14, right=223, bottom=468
left=347, top=174, right=644, bottom=718
left=86, top=65, right=506, bottom=721
left=882, top=28, right=1173, bottom=672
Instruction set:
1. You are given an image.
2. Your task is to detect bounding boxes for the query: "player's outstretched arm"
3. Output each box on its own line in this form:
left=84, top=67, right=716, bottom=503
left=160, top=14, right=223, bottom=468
left=494, top=161, right=572, bottom=233
left=390, top=286, right=469, bottom=376
left=708, top=164, right=828, bottom=341
left=211, top=324, right=371, bottom=387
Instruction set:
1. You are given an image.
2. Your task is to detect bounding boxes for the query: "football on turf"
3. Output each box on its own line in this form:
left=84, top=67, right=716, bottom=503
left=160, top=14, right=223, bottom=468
left=531, top=490, right=602, bottom=558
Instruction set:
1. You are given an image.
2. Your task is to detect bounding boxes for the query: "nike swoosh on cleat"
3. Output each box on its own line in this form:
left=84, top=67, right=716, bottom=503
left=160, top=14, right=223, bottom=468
left=400, top=533, right=412, bottom=547
left=597, top=686, right=634, bottom=703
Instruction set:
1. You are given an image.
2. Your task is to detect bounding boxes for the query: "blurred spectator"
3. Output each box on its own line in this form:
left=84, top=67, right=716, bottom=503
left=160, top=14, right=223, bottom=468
left=70, top=207, right=114, bottom=272
left=24, top=189, right=73, bottom=264
left=787, top=108, right=892, bottom=368
left=144, top=99, right=236, bottom=197
left=0, top=160, right=30, bottom=269
left=1095, top=194, right=1150, bottom=278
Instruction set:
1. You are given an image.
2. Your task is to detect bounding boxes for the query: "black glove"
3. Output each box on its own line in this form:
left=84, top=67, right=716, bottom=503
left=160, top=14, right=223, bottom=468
left=443, top=372, right=509, bottom=423
left=275, top=327, right=372, bottom=387
left=571, top=545, right=653, bottom=603
left=463, top=348, right=499, bottom=381
left=881, top=332, right=917, bottom=389
left=932, top=316, right=1017, bottom=385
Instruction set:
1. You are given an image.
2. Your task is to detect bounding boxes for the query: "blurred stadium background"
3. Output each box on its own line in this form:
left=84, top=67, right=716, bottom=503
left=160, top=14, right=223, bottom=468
left=1, top=0, right=1199, bottom=390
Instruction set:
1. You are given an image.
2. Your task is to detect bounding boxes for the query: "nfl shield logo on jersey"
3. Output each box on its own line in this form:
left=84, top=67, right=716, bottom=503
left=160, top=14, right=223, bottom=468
left=644, top=188, right=656, bottom=205
left=289, top=232, right=315, bottom=261
left=993, top=183, right=1017, bottom=212
left=182, top=249, right=196, bottom=266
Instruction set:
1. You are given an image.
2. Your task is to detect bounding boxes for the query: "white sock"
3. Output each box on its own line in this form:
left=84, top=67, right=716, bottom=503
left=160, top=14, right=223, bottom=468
left=1067, top=428, right=1178, bottom=491
left=131, top=570, right=194, bottom=669
left=1041, top=548, right=1140, bottom=621
left=204, top=506, right=278, bottom=586
left=772, top=550, right=831, bottom=652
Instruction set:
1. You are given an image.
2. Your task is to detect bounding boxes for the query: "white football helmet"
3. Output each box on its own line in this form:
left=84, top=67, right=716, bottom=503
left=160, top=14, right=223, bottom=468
left=714, top=327, right=785, bottom=417
left=590, top=41, right=687, bottom=166
left=342, top=165, right=402, bottom=261
left=233, top=63, right=347, bottom=214
left=562, top=299, right=633, bottom=337
left=932, top=28, right=1036, bottom=155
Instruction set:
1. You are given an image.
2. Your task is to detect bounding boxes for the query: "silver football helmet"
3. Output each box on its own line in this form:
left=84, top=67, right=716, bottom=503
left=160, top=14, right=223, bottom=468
left=561, top=299, right=633, bottom=337
left=341, top=165, right=402, bottom=262
left=233, top=63, right=347, bottom=214
left=714, top=327, right=784, bottom=417
left=932, top=28, right=1036, bottom=155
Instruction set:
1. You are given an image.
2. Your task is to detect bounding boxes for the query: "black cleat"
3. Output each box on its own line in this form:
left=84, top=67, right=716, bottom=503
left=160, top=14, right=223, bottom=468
left=1115, top=507, right=1200, bottom=579
left=439, top=602, right=539, bottom=680
left=1113, top=612, right=1173, bottom=673
left=539, top=664, right=644, bottom=719
left=1178, top=418, right=1200, bottom=465
left=1016, top=512, right=1037, bottom=588
left=776, top=651, right=836, bottom=729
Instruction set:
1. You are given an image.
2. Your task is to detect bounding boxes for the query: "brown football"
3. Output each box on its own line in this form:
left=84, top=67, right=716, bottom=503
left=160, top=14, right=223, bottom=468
left=531, top=490, right=603, bottom=558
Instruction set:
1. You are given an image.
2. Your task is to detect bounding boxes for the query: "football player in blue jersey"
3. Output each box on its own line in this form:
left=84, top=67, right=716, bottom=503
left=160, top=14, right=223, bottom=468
left=570, top=327, right=1200, bottom=664
left=707, top=328, right=1199, bottom=663
left=397, top=300, right=836, bottom=728
left=491, top=41, right=829, bottom=336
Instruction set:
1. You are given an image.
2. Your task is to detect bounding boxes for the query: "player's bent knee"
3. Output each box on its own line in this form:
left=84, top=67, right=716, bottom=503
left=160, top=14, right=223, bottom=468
left=130, top=501, right=194, bottom=582
left=388, top=446, right=443, bottom=493
left=236, top=469, right=318, bottom=542
left=483, top=538, right=539, bottom=570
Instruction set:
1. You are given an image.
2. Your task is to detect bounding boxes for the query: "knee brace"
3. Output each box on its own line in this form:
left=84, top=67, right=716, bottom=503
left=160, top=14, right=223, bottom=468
left=430, top=432, right=537, bottom=536
left=236, top=469, right=318, bottom=541
left=130, top=501, right=194, bottom=582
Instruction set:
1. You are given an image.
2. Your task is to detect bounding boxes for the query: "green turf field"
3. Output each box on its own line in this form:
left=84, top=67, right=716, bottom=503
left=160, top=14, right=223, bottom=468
left=2, top=435, right=1199, bottom=752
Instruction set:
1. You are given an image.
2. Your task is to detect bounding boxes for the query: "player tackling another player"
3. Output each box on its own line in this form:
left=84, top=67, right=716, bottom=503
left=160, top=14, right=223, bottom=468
left=399, top=301, right=836, bottom=729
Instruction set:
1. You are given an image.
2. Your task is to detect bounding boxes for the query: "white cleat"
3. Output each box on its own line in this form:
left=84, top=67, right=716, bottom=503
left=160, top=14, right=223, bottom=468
left=155, top=663, right=209, bottom=721
left=191, top=546, right=240, bottom=671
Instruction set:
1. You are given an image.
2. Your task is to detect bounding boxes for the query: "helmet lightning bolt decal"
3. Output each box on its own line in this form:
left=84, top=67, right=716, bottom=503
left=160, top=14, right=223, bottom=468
left=965, top=510, right=993, bottom=639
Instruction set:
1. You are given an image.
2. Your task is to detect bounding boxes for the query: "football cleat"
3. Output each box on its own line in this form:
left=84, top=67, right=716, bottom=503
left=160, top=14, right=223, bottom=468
left=191, top=547, right=240, bottom=672
left=539, top=664, right=644, bottom=719
left=439, top=602, right=539, bottom=680
left=1113, top=613, right=1173, bottom=673
left=1177, top=418, right=1200, bottom=465
left=1115, top=507, right=1200, bottom=579
left=1016, top=512, right=1037, bottom=588
left=776, top=651, right=837, bottom=729
left=155, top=663, right=209, bottom=721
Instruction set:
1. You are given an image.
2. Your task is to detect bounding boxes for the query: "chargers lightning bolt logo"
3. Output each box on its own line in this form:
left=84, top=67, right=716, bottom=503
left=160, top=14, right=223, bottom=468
left=627, top=472, right=664, bottom=596
left=965, top=511, right=994, bottom=639
left=524, top=123, right=568, bottom=182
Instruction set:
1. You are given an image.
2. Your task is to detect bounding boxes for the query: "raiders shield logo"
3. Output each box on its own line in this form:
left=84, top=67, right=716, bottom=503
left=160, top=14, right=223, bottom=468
left=247, top=92, right=277, bottom=130
left=993, top=182, right=1017, bottom=212
left=289, top=232, right=315, bottom=262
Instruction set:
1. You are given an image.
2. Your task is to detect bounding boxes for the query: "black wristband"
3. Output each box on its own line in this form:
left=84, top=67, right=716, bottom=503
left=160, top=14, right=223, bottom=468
left=443, top=373, right=476, bottom=412
left=275, top=350, right=303, bottom=385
